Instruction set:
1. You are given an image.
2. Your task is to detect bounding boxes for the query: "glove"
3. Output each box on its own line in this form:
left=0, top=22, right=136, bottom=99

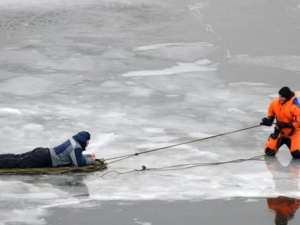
left=276, top=121, right=294, bottom=129
left=260, top=116, right=274, bottom=126
left=90, top=153, right=96, bottom=161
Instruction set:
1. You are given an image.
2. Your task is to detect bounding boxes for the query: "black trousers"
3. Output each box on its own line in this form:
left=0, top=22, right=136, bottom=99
left=0, top=147, right=52, bottom=168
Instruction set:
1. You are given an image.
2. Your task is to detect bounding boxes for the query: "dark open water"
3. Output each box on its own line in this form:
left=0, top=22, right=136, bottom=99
left=45, top=198, right=300, bottom=225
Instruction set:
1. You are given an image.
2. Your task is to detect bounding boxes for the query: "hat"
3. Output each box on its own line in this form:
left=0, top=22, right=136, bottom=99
left=72, top=131, right=91, bottom=150
left=278, top=86, right=294, bottom=100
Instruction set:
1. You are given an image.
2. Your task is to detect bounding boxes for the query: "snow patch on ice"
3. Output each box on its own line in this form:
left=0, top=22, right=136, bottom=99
left=133, top=42, right=215, bottom=61
left=229, top=82, right=269, bottom=87
left=134, top=42, right=213, bottom=52
left=134, top=218, right=152, bottom=225
left=0, top=108, right=22, bottom=116
left=121, top=60, right=217, bottom=77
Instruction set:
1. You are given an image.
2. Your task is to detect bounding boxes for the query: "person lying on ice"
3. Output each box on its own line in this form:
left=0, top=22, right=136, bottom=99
left=261, top=86, right=300, bottom=159
left=0, top=131, right=96, bottom=168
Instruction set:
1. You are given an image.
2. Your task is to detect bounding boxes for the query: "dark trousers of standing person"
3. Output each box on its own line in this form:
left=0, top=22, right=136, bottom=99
left=0, top=147, right=52, bottom=168
left=264, top=129, right=300, bottom=159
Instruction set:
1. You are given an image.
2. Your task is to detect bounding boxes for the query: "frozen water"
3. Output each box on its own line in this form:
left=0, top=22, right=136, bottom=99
left=230, top=55, right=300, bottom=72
left=121, top=59, right=217, bottom=77
left=1, top=0, right=300, bottom=223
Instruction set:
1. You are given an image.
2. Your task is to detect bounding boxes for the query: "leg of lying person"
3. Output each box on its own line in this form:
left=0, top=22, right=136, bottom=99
left=0, top=154, right=22, bottom=168
left=19, top=147, right=51, bottom=168
left=0, top=148, right=51, bottom=168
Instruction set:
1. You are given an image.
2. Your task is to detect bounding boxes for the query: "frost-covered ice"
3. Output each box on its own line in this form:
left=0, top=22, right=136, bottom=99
left=1, top=0, right=300, bottom=224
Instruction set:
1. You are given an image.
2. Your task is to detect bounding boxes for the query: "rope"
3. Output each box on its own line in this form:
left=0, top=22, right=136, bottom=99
left=100, top=153, right=265, bottom=178
left=146, top=154, right=265, bottom=171
left=105, top=124, right=262, bottom=164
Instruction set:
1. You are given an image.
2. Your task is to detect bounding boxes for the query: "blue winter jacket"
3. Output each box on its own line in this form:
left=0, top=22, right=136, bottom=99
left=49, top=131, right=95, bottom=167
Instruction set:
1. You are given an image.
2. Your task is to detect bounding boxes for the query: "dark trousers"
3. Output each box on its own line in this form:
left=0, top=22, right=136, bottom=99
left=0, top=147, right=52, bottom=168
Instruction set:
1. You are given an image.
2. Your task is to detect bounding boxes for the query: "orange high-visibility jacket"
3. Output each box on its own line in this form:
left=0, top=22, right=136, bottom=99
left=268, top=94, right=300, bottom=136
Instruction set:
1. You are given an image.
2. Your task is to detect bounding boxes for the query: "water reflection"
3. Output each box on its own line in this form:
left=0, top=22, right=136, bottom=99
left=30, top=174, right=90, bottom=198
left=267, top=197, right=300, bottom=225
left=265, top=156, right=300, bottom=224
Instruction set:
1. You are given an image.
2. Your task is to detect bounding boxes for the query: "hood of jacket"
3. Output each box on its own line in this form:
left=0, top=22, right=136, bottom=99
left=72, top=131, right=90, bottom=150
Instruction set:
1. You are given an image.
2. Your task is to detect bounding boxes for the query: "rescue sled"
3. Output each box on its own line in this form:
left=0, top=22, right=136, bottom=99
left=0, top=158, right=107, bottom=175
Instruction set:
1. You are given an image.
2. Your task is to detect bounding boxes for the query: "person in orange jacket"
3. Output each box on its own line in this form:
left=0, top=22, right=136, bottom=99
left=261, top=86, right=300, bottom=158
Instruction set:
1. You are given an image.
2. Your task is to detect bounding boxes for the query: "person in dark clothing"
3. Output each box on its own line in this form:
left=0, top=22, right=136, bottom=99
left=0, top=131, right=96, bottom=168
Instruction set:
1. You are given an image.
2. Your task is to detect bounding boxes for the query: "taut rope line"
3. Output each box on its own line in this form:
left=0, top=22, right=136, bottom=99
left=100, top=154, right=265, bottom=178
left=105, top=124, right=261, bottom=165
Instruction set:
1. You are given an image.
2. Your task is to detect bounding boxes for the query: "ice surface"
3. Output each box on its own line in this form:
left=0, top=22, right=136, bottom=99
left=230, top=55, right=300, bottom=72
left=0, top=108, right=22, bottom=115
left=0, top=77, right=52, bottom=95
left=1, top=0, right=300, bottom=223
left=121, top=59, right=217, bottom=77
